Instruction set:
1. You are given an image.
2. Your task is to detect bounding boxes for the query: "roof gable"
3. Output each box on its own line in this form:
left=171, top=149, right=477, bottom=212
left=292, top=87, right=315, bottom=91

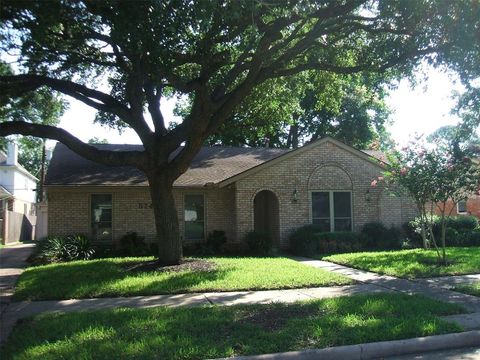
left=218, top=137, right=386, bottom=187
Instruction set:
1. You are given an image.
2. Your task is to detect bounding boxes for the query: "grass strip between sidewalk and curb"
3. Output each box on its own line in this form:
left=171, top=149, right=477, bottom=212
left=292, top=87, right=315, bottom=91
left=454, top=282, right=480, bottom=297
left=1, top=293, right=467, bottom=360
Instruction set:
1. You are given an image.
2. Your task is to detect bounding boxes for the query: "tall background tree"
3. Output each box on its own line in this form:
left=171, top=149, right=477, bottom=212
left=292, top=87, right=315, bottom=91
left=1, top=0, right=478, bottom=264
left=205, top=69, right=393, bottom=150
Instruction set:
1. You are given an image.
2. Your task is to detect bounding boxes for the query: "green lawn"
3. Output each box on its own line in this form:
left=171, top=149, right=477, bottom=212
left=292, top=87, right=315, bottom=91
left=13, top=257, right=353, bottom=301
left=454, top=282, right=480, bottom=297
left=322, top=247, right=480, bottom=279
left=1, top=293, right=465, bottom=360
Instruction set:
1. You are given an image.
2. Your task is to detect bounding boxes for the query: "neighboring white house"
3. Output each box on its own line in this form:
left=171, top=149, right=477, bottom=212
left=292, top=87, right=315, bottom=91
left=0, top=142, right=37, bottom=217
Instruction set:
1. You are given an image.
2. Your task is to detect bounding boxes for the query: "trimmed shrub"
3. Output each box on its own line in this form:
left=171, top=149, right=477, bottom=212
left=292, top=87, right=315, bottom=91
left=119, top=232, right=149, bottom=256
left=245, top=230, right=273, bottom=256
left=401, top=221, right=423, bottom=248
left=289, top=224, right=327, bottom=256
left=447, top=216, right=479, bottom=232
left=149, top=242, right=159, bottom=256
left=448, top=229, right=480, bottom=247
left=182, top=230, right=228, bottom=256
left=316, top=231, right=362, bottom=254
left=206, top=230, right=227, bottom=253
left=409, top=215, right=480, bottom=248
left=360, top=222, right=403, bottom=250
left=289, top=225, right=362, bottom=255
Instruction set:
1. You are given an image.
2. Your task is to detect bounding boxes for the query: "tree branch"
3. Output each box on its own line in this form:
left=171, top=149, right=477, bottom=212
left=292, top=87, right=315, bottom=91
left=0, top=74, right=153, bottom=142
left=0, top=121, right=146, bottom=168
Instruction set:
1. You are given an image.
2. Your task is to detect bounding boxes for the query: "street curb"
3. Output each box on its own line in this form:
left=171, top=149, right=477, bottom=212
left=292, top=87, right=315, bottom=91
left=214, top=330, right=480, bottom=360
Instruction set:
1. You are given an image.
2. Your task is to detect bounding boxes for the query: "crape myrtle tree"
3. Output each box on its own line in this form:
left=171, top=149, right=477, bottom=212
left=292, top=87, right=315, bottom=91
left=379, top=132, right=480, bottom=264
left=0, top=1, right=478, bottom=264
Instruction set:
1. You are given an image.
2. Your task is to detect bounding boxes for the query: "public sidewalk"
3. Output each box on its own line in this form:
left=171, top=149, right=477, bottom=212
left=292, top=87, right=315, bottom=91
left=3, top=283, right=387, bottom=325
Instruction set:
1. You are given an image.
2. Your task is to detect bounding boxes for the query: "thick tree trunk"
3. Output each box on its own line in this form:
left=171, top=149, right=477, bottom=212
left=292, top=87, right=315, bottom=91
left=147, top=174, right=182, bottom=265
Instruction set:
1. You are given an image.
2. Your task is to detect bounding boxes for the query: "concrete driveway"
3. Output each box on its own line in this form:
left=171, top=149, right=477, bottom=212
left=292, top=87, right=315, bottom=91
left=0, top=243, right=34, bottom=315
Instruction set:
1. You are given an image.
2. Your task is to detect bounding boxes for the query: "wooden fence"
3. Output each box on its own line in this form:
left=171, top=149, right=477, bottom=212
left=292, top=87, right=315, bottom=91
left=1, top=210, right=36, bottom=245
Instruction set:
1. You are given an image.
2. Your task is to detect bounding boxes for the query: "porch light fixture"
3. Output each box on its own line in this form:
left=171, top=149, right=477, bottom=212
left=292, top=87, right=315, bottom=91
left=292, top=189, right=298, bottom=203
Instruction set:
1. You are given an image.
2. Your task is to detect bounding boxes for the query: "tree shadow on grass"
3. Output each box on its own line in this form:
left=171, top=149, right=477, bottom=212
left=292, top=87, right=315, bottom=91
left=13, top=259, right=232, bottom=301
left=1, top=293, right=464, bottom=360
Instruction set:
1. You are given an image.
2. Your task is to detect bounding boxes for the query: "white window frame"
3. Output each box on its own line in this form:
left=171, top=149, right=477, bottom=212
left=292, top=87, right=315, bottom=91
left=310, top=190, right=353, bottom=232
left=457, top=199, right=468, bottom=214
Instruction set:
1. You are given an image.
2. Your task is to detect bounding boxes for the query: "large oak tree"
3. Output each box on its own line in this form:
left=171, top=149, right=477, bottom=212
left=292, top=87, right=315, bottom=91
left=0, top=0, right=478, bottom=264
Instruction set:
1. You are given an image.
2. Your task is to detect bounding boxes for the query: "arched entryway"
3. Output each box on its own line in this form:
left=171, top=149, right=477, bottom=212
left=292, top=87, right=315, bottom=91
left=253, top=190, right=280, bottom=245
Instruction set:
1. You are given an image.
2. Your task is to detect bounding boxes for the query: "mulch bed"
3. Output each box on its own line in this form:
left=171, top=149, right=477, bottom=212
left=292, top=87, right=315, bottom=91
left=123, top=258, right=216, bottom=273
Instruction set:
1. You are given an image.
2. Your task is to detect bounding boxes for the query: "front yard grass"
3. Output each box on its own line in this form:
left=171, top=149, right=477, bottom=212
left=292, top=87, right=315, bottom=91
left=454, top=282, right=480, bottom=297
left=13, top=257, right=352, bottom=301
left=322, top=247, right=480, bottom=279
left=1, top=293, right=465, bottom=360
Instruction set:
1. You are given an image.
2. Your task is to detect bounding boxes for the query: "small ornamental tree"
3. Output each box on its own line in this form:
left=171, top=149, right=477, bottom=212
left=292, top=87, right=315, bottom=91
left=379, top=133, right=480, bottom=264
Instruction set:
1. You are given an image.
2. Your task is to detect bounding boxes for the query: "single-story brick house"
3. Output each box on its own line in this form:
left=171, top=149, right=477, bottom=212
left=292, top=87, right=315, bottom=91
left=44, top=137, right=417, bottom=249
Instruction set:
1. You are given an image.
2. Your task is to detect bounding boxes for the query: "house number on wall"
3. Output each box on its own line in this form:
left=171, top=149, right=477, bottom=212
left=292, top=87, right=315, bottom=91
left=138, top=203, right=153, bottom=209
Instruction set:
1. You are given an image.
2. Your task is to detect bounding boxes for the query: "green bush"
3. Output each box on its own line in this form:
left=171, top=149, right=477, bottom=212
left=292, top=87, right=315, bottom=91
left=245, top=230, right=273, bottom=256
left=119, top=232, right=149, bottom=256
left=289, top=225, right=362, bottom=255
left=206, top=230, right=227, bottom=253
left=401, top=222, right=423, bottom=248
left=289, top=225, right=327, bottom=256
left=182, top=230, right=228, bottom=256
left=448, top=229, right=480, bottom=247
left=66, top=235, right=96, bottom=260
left=447, top=216, right=479, bottom=231
left=316, top=231, right=362, bottom=254
left=360, top=222, right=403, bottom=250
left=32, top=235, right=95, bottom=264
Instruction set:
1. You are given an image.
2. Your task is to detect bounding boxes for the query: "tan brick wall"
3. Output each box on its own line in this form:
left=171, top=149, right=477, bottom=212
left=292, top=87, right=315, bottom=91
left=234, top=141, right=417, bottom=248
left=47, top=140, right=418, bottom=250
left=47, top=186, right=236, bottom=245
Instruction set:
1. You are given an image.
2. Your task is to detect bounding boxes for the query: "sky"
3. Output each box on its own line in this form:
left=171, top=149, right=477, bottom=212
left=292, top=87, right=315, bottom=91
left=47, top=64, right=476, bottom=149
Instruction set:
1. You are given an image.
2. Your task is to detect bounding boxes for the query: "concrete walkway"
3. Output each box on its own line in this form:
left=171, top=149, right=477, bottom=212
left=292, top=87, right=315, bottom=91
left=0, top=243, right=35, bottom=314
left=0, top=243, right=35, bottom=345
left=416, top=274, right=480, bottom=289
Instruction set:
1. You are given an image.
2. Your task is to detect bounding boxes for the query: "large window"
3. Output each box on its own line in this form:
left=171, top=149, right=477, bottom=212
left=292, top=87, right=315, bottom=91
left=91, top=194, right=112, bottom=241
left=184, top=194, right=205, bottom=241
left=311, top=191, right=352, bottom=232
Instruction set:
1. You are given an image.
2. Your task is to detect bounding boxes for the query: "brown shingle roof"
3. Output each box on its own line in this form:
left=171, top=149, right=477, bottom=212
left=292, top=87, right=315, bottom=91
left=45, top=143, right=289, bottom=187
